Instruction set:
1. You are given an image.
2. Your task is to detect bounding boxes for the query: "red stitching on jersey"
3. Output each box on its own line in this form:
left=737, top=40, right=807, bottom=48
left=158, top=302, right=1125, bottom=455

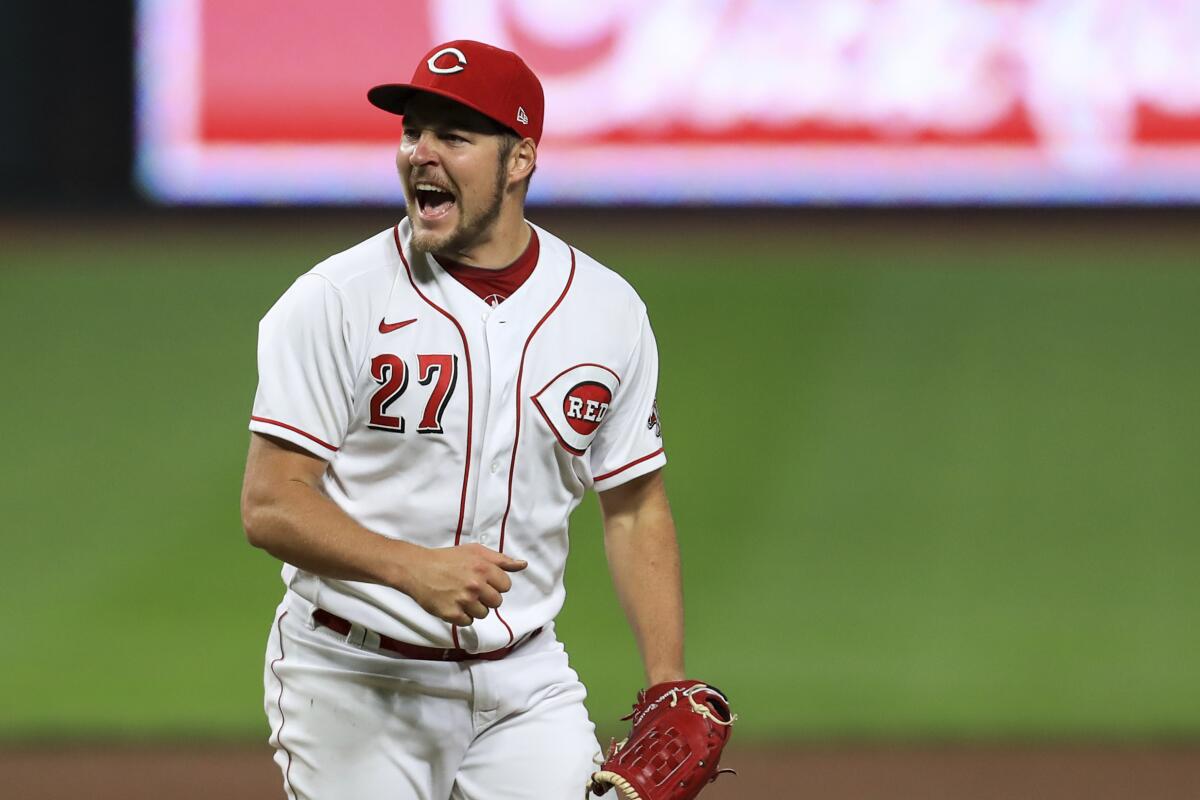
left=269, top=611, right=297, bottom=800
left=251, top=416, right=338, bottom=452
left=395, top=225, right=475, bottom=650
left=496, top=247, right=577, bottom=644
left=594, top=447, right=666, bottom=483
left=495, top=611, right=515, bottom=646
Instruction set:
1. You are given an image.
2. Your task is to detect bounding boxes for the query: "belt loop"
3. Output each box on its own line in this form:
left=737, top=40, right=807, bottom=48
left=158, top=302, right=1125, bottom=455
left=347, top=622, right=368, bottom=648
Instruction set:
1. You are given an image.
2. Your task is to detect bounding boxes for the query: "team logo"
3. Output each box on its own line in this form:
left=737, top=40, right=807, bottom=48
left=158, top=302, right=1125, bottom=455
left=427, top=47, right=468, bottom=75
left=532, top=364, right=621, bottom=455
left=647, top=399, right=661, bottom=438
left=563, top=382, right=612, bottom=435
left=378, top=316, right=418, bottom=333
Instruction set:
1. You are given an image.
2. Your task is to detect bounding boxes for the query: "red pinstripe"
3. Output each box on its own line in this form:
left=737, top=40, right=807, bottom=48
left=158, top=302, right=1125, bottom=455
left=251, top=416, right=338, bottom=452
left=497, top=249, right=577, bottom=555
left=594, top=447, right=666, bottom=483
left=535, top=362, right=621, bottom=390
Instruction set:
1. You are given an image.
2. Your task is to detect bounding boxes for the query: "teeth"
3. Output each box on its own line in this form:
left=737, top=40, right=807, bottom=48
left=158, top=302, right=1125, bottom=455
left=416, top=182, right=453, bottom=196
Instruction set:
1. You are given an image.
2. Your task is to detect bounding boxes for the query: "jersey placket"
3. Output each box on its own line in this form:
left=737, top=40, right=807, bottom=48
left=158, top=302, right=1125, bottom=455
left=450, top=302, right=523, bottom=653
left=468, top=305, right=518, bottom=554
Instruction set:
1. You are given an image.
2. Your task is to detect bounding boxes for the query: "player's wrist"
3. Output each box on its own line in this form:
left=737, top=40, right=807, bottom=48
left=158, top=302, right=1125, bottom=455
left=646, top=664, right=687, bottom=685
left=380, top=539, right=425, bottom=594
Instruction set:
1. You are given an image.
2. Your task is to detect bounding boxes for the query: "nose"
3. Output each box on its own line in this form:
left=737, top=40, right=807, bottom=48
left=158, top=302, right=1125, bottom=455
left=407, top=130, right=438, bottom=167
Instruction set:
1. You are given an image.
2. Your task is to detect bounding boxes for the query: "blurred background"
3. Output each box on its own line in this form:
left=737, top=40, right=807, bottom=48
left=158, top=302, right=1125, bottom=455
left=2, top=1, right=1198, bottom=798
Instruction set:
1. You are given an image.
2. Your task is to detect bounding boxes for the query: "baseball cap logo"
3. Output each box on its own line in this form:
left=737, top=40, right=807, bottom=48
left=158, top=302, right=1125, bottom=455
left=427, top=46, right=468, bottom=75
left=369, top=40, right=546, bottom=145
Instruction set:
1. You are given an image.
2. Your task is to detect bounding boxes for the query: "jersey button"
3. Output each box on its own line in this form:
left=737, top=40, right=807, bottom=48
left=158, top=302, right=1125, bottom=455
left=490, top=461, right=500, bottom=475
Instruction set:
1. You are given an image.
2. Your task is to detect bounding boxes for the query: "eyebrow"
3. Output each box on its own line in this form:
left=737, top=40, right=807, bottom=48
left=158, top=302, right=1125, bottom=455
left=403, top=110, right=505, bottom=136
left=404, top=119, right=479, bottom=133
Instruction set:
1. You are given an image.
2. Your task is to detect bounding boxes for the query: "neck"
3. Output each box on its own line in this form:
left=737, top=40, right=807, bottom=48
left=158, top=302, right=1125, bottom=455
left=435, top=203, right=530, bottom=270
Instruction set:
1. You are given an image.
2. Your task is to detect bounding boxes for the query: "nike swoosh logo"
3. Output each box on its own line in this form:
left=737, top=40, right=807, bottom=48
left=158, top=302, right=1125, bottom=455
left=379, top=317, right=418, bottom=333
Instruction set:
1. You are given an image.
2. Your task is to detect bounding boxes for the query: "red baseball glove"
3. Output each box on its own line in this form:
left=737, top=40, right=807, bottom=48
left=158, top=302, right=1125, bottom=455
left=587, top=680, right=735, bottom=800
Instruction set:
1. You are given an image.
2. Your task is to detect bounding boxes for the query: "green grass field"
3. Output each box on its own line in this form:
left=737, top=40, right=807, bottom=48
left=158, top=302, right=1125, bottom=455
left=2, top=212, right=1197, bottom=742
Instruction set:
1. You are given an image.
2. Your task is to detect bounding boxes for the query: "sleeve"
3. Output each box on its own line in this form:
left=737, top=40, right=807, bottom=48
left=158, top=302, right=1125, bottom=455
left=248, top=274, right=357, bottom=459
left=587, top=311, right=667, bottom=492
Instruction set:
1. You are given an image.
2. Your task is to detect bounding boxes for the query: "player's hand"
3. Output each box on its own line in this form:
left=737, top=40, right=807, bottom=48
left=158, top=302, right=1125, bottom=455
left=403, top=543, right=527, bottom=626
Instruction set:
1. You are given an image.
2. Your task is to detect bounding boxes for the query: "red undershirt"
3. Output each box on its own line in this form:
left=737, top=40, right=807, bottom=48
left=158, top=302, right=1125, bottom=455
left=435, top=227, right=540, bottom=308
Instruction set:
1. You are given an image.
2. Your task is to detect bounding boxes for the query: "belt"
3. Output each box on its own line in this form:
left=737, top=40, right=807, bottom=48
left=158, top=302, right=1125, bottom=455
left=312, top=608, right=541, bottom=662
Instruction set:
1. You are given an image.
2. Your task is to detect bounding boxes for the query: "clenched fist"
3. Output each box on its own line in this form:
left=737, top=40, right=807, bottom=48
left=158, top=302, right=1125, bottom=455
left=401, top=543, right=527, bottom=626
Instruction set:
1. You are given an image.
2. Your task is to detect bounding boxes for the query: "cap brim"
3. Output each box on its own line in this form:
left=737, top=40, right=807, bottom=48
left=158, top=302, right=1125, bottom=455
left=366, top=84, right=422, bottom=115
left=367, top=84, right=523, bottom=138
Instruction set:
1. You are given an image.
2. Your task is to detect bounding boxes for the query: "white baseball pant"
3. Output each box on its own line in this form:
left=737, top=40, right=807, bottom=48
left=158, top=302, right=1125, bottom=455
left=264, top=595, right=603, bottom=799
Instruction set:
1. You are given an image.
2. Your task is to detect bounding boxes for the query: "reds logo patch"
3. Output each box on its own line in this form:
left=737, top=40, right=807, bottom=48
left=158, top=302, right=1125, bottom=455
left=533, top=364, right=621, bottom=456
left=563, top=382, right=612, bottom=435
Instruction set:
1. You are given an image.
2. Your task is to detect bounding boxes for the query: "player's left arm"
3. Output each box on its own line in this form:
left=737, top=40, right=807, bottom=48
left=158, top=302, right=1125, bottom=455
left=599, top=468, right=685, bottom=686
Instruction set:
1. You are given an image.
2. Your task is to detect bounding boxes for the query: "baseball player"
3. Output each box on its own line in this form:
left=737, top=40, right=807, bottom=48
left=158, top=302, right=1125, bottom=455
left=242, top=40, right=730, bottom=800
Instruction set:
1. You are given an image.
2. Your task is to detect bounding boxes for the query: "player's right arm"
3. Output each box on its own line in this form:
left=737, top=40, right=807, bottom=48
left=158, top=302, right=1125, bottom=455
left=240, top=431, right=525, bottom=626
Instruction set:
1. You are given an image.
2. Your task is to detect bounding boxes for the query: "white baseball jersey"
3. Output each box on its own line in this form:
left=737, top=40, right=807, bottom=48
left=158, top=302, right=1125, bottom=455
left=250, top=219, right=666, bottom=653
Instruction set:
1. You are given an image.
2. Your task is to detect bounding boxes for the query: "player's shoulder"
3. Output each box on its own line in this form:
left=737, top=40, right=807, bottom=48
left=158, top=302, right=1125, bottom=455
left=263, top=226, right=403, bottom=330
left=305, top=226, right=403, bottom=296
left=534, top=224, right=648, bottom=317
left=260, top=228, right=401, bottom=337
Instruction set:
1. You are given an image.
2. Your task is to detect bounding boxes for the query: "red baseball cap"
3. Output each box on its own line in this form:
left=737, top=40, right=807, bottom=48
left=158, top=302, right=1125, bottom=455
left=368, top=40, right=545, bottom=144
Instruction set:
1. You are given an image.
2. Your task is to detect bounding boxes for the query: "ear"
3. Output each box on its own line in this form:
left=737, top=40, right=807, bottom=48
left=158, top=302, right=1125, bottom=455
left=507, top=138, right=537, bottom=186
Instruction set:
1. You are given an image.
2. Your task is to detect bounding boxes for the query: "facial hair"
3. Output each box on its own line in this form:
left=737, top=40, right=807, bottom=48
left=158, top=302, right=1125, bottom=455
left=407, top=161, right=507, bottom=258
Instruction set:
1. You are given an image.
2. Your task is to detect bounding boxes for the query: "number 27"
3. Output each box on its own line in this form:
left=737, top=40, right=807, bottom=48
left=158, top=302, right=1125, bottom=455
left=369, top=353, right=458, bottom=434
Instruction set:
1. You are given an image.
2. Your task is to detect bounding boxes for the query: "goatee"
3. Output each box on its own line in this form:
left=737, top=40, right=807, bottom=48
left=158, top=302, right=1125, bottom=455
left=407, top=166, right=506, bottom=258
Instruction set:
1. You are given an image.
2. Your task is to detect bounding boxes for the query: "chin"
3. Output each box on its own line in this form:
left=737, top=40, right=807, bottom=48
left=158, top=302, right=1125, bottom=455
left=407, top=206, right=459, bottom=253
left=410, top=222, right=462, bottom=255
left=411, top=230, right=454, bottom=254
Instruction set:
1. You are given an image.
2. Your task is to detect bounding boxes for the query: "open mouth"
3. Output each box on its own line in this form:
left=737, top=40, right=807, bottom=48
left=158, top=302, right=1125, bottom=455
left=414, top=182, right=457, bottom=221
